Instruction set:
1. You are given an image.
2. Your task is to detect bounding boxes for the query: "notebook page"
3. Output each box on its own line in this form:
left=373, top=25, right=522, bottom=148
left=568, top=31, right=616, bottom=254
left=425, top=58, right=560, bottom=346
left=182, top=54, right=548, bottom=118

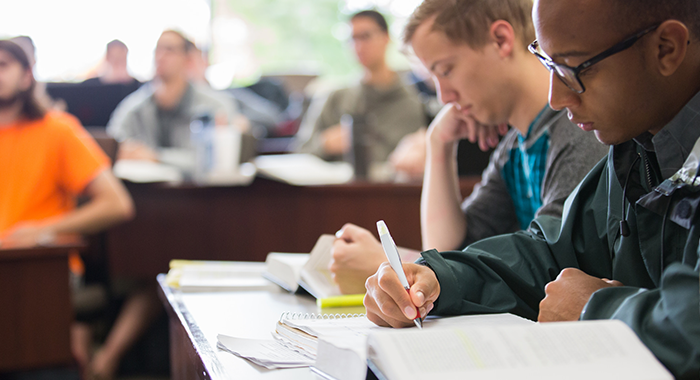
left=281, top=314, right=376, bottom=340
left=369, top=320, right=672, bottom=380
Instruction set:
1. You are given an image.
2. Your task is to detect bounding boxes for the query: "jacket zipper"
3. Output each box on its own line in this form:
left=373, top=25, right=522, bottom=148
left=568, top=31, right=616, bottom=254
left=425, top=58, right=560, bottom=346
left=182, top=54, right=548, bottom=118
left=641, top=151, right=654, bottom=189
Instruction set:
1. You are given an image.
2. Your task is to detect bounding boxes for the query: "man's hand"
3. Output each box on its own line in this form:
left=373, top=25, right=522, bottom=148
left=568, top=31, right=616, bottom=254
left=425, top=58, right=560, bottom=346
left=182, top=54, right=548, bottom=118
left=3, top=223, right=55, bottom=247
left=117, top=140, right=159, bottom=162
left=321, top=124, right=351, bottom=156
left=538, top=268, right=624, bottom=322
left=329, top=224, right=387, bottom=294
left=390, top=128, right=427, bottom=180
left=364, top=262, right=440, bottom=328
left=428, top=103, right=508, bottom=152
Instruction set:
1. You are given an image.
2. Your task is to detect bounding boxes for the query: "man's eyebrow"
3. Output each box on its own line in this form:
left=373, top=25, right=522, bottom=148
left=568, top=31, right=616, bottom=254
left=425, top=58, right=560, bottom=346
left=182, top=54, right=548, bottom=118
left=429, top=57, right=452, bottom=73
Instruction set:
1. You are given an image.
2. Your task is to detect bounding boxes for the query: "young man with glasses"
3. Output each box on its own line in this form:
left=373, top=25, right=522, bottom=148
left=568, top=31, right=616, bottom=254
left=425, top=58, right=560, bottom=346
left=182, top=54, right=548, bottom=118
left=364, top=0, right=700, bottom=377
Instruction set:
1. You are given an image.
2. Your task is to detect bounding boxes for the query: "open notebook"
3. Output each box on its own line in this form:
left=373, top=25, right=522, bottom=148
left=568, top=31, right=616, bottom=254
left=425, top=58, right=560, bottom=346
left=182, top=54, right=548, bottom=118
left=366, top=319, right=672, bottom=380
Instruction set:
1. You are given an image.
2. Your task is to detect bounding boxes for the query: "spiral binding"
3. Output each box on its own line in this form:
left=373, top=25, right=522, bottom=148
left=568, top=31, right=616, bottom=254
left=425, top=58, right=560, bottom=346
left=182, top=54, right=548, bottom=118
left=279, top=311, right=365, bottom=322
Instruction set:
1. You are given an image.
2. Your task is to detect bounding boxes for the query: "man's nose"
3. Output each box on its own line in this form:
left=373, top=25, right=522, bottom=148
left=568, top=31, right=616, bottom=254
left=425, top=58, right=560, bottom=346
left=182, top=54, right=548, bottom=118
left=548, top=71, right=580, bottom=111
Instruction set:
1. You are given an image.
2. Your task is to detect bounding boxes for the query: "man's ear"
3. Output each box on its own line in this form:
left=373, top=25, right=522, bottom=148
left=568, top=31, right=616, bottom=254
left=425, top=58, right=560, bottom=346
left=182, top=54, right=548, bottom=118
left=490, top=20, right=516, bottom=58
left=653, top=20, right=690, bottom=77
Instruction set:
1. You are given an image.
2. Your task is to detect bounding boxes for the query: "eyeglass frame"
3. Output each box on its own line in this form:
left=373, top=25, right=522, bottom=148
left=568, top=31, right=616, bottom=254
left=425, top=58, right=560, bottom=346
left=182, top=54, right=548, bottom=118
left=528, top=23, right=660, bottom=94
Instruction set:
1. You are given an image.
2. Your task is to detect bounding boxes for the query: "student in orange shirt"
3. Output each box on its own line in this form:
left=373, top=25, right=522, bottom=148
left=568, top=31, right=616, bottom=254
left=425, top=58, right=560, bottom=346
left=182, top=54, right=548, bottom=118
left=0, top=41, right=134, bottom=245
left=0, top=39, right=136, bottom=378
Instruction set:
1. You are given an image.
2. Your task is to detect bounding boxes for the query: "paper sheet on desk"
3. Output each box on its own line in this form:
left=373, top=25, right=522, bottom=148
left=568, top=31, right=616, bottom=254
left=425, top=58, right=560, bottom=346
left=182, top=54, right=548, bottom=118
left=113, top=159, right=184, bottom=183
left=217, top=334, right=314, bottom=370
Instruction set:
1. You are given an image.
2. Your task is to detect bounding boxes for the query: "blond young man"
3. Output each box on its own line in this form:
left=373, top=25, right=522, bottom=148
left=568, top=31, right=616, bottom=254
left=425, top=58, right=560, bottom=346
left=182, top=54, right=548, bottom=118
left=329, top=0, right=607, bottom=294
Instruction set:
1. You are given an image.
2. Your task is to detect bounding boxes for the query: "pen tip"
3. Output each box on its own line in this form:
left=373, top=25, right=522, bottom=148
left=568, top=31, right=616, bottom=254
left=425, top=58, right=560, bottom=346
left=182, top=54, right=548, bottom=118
left=414, top=318, right=423, bottom=329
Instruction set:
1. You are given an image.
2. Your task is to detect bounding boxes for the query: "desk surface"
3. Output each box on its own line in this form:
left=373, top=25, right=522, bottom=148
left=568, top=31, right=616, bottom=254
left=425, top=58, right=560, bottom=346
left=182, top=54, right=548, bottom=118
left=158, top=267, right=328, bottom=380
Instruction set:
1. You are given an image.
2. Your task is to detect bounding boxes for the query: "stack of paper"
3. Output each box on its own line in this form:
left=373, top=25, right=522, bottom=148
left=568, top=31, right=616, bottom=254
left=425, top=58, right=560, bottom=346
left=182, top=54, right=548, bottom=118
left=166, top=260, right=273, bottom=292
left=216, top=335, right=313, bottom=369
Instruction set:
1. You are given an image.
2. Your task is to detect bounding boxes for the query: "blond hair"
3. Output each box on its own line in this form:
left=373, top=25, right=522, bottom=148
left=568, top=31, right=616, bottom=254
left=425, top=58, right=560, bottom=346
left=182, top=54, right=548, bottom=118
left=403, top=0, right=535, bottom=50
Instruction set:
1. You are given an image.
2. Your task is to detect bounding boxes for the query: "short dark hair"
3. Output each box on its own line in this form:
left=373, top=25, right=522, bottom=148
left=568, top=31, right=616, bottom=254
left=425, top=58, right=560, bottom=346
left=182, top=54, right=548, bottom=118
left=0, top=39, right=46, bottom=120
left=107, top=39, right=127, bottom=52
left=161, top=29, right=195, bottom=53
left=611, top=0, right=700, bottom=37
left=351, top=10, right=389, bottom=34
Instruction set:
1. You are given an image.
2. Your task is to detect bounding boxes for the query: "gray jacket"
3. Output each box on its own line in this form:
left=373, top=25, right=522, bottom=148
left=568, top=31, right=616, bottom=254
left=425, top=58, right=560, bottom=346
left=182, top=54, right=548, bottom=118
left=460, top=107, right=608, bottom=247
left=107, top=82, right=237, bottom=151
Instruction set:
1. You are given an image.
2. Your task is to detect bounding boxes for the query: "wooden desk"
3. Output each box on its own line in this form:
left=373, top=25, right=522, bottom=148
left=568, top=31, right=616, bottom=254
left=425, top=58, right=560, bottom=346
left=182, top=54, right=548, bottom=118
left=157, top=270, right=322, bottom=380
left=109, top=177, right=479, bottom=279
left=0, top=238, right=85, bottom=372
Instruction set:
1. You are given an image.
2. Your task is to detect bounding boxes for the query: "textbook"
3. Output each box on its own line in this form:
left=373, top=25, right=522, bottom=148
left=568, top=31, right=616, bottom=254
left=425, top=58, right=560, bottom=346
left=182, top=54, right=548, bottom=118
left=365, top=319, right=673, bottom=380
left=263, top=234, right=342, bottom=299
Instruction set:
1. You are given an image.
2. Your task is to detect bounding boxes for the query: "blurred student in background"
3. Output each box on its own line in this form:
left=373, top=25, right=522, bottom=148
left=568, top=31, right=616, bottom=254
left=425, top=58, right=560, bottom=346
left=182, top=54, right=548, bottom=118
left=9, top=35, right=64, bottom=111
left=83, top=39, right=140, bottom=87
left=107, top=30, right=240, bottom=163
left=0, top=39, right=135, bottom=377
left=293, top=10, right=425, bottom=176
left=329, top=0, right=607, bottom=294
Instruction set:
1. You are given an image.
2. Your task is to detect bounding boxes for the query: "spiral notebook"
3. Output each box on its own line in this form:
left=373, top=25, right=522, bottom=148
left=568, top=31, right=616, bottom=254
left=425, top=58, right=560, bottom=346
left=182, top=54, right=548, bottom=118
left=216, top=312, right=374, bottom=370
left=273, top=312, right=375, bottom=359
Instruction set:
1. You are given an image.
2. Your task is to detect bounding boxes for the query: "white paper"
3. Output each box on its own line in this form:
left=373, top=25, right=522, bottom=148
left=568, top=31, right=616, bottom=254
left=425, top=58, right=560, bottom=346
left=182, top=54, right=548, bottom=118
left=113, top=159, right=183, bottom=183
left=254, top=154, right=353, bottom=186
left=216, top=334, right=314, bottom=370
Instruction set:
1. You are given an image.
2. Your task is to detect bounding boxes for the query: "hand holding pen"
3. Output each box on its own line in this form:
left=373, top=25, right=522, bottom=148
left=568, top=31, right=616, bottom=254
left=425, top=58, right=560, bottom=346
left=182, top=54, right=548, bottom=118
left=362, top=220, right=441, bottom=328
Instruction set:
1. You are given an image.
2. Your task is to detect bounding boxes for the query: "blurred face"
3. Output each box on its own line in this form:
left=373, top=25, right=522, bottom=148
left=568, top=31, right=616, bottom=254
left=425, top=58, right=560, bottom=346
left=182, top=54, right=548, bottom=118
left=411, top=18, right=511, bottom=126
left=106, top=45, right=128, bottom=66
left=534, top=0, right=662, bottom=145
left=0, top=50, right=31, bottom=107
left=154, top=32, right=189, bottom=80
left=351, top=17, right=389, bottom=70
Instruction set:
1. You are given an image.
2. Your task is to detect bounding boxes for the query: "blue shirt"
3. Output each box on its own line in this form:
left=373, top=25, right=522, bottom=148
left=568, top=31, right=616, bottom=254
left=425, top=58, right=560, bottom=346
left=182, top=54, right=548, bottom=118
left=502, top=107, right=550, bottom=230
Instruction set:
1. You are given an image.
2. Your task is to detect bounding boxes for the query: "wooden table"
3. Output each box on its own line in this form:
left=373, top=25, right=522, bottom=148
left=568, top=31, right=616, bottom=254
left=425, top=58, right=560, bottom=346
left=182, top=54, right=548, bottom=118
left=0, top=237, right=85, bottom=372
left=157, top=270, right=322, bottom=380
left=109, top=177, right=480, bottom=279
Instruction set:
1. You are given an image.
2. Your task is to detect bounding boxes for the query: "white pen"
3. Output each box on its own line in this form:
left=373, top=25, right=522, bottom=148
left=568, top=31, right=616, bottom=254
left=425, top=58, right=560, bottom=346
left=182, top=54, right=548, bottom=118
left=376, top=220, right=423, bottom=329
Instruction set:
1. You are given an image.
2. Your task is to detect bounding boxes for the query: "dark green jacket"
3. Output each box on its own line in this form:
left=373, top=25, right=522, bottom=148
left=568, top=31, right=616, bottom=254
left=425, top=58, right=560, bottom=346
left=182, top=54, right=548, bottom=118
left=422, top=94, right=700, bottom=379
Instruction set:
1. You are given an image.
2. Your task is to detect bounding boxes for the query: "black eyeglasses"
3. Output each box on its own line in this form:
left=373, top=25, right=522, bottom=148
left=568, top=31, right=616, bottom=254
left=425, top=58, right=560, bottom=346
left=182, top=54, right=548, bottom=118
left=528, top=24, right=660, bottom=94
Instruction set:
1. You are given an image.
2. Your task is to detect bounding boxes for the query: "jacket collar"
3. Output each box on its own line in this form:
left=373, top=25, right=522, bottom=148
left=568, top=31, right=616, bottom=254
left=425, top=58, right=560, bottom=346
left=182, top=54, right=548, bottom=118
left=614, top=90, right=700, bottom=190
left=649, top=90, right=700, bottom=180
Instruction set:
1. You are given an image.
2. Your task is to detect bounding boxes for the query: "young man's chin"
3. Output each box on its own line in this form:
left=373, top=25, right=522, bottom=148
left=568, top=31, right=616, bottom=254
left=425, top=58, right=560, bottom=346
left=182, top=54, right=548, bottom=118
left=593, top=130, right=621, bottom=147
left=0, top=94, right=21, bottom=109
